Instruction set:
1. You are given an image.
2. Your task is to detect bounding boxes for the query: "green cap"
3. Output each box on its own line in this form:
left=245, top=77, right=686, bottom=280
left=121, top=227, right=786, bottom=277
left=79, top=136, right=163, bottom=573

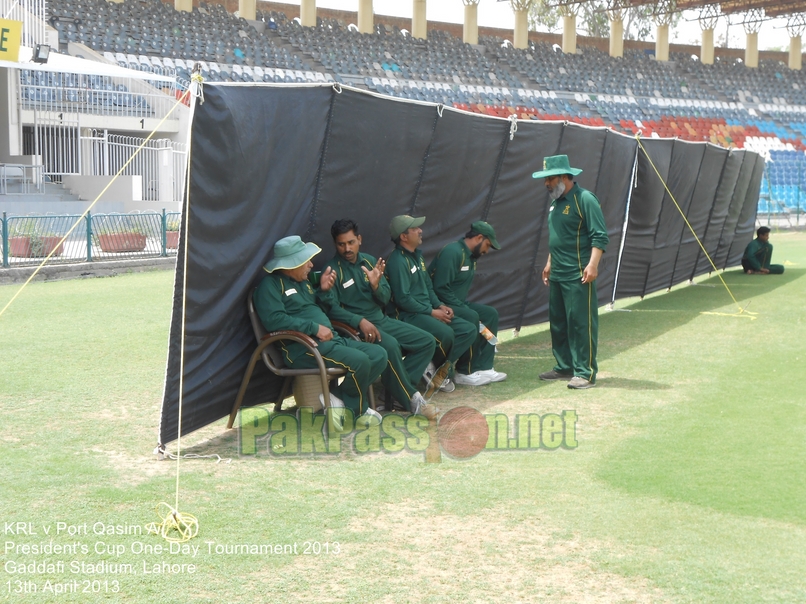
left=263, top=235, right=321, bottom=273
left=389, top=215, right=426, bottom=239
left=531, top=154, right=583, bottom=179
left=471, top=220, right=501, bottom=250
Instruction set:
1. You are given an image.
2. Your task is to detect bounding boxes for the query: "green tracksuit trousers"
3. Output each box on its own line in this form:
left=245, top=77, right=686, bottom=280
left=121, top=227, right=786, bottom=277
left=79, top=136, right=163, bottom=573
left=449, top=303, right=499, bottom=374
left=549, top=279, right=599, bottom=383
left=401, top=313, right=476, bottom=377
left=373, top=316, right=435, bottom=411
left=292, top=338, right=387, bottom=415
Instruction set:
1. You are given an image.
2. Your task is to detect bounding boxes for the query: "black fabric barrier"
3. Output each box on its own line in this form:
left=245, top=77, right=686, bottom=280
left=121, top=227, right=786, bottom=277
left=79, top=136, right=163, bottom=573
left=159, top=84, right=761, bottom=445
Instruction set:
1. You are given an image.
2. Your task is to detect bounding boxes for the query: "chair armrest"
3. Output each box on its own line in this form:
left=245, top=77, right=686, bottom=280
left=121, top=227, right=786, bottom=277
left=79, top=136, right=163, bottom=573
left=331, top=320, right=361, bottom=340
left=263, top=330, right=318, bottom=348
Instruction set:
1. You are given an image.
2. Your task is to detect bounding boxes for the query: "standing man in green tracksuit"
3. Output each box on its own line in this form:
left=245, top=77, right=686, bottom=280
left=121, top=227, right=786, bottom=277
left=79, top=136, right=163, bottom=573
left=253, top=235, right=387, bottom=421
left=742, top=226, right=784, bottom=274
left=320, top=218, right=437, bottom=419
left=533, top=155, right=609, bottom=390
left=385, top=215, right=477, bottom=395
left=429, top=220, right=507, bottom=386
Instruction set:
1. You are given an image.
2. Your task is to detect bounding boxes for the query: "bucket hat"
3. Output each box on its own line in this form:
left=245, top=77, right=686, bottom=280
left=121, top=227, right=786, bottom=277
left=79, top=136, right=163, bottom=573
left=531, top=154, right=583, bottom=179
left=263, top=235, right=321, bottom=272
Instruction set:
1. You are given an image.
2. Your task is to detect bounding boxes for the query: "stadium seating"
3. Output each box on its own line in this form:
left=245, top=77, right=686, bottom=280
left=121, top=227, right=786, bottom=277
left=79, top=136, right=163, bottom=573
left=18, top=68, right=152, bottom=116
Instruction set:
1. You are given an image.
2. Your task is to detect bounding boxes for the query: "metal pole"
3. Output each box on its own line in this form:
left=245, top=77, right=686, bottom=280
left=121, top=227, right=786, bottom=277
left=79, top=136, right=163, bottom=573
left=161, top=208, right=167, bottom=257
left=2, top=212, right=8, bottom=268
left=86, top=211, right=93, bottom=262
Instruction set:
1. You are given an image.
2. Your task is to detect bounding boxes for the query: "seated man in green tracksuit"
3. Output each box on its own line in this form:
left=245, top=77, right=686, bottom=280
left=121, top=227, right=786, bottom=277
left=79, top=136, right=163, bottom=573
left=429, top=220, right=507, bottom=387
left=742, top=226, right=784, bottom=275
left=253, top=235, right=387, bottom=423
left=319, top=218, right=437, bottom=419
left=384, top=215, right=477, bottom=395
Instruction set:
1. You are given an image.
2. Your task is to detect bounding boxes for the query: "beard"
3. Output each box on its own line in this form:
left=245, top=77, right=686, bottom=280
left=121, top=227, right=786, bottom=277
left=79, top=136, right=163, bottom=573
left=470, top=242, right=484, bottom=259
left=548, top=181, right=566, bottom=201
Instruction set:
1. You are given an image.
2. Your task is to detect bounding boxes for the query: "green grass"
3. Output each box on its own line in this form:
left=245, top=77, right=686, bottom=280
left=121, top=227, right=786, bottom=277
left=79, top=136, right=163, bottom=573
left=1, top=233, right=805, bottom=603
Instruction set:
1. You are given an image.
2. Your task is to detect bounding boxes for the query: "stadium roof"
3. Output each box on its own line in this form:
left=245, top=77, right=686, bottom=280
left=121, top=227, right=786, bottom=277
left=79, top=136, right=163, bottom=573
left=552, top=0, right=806, bottom=19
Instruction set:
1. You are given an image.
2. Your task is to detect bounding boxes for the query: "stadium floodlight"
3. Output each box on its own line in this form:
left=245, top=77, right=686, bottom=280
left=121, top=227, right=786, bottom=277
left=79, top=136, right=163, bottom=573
left=32, top=44, right=50, bottom=64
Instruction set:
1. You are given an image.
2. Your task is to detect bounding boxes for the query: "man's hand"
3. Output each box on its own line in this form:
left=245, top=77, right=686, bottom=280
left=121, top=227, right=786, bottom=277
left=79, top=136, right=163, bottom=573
left=358, top=318, right=382, bottom=343
left=439, top=305, right=454, bottom=320
left=581, top=248, right=603, bottom=284
left=319, top=266, right=336, bottom=291
left=316, top=324, right=333, bottom=341
left=542, top=262, right=551, bottom=286
left=431, top=307, right=452, bottom=324
left=581, top=263, right=598, bottom=284
left=361, top=258, right=386, bottom=291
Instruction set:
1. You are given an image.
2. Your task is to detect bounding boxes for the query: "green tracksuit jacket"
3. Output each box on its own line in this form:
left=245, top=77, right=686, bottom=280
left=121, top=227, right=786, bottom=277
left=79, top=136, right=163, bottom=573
left=428, top=239, right=476, bottom=309
left=548, top=183, right=609, bottom=282
left=385, top=245, right=441, bottom=318
left=320, top=252, right=390, bottom=327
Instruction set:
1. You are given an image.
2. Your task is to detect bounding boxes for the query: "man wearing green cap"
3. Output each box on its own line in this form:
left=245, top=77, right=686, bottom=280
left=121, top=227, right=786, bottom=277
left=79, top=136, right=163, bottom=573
left=319, top=218, right=438, bottom=419
left=253, top=235, right=387, bottom=420
left=429, top=221, right=507, bottom=386
left=385, top=215, right=477, bottom=395
left=742, top=226, right=784, bottom=275
left=532, top=155, right=609, bottom=389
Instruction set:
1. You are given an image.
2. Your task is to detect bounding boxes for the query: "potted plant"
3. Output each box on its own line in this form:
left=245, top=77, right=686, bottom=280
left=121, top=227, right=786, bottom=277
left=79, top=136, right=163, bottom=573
left=165, top=215, right=181, bottom=249
left=8, top=218, right=64, bottom=258
left=95, top=215, right=148, bottom=253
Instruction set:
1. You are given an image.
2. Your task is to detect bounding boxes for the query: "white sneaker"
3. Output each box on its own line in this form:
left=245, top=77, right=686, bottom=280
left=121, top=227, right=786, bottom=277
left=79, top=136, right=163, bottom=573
left=319, top=393, right=347, bottom=432
left=439, top=377, right=456, bottom=392
left=318, top=392, right=345, bottom=409
left=453, top=372, right=493, bottom=386
left=477, top=368, right=507, bottom=382
left=362, top=407, right=382, bottom=423
left=410, top=392, right=437, bottom=420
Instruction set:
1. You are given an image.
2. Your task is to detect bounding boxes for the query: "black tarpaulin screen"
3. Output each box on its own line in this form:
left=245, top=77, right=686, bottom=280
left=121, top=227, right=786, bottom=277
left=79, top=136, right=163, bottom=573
left=158, top=84, right=761, bottom=445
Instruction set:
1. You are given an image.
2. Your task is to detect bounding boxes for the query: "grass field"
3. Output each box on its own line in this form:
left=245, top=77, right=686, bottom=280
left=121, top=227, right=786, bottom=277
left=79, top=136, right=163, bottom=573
left=1, top=231, right=804, bottom=603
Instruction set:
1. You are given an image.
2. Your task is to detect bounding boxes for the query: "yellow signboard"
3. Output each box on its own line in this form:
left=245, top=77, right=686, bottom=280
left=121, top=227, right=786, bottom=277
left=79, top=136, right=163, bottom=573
left=0, top=19, right=23, bottom=63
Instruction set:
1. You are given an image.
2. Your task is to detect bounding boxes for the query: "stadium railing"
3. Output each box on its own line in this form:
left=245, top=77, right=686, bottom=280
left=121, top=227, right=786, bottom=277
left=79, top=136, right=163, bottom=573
left=1, top=210, right=182, bottom=267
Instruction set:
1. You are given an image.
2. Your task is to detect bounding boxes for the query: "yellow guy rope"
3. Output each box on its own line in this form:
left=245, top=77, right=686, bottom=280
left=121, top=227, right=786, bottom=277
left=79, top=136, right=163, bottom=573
left=635, top=135, right=757, bottom=320
left=147, top=72, right=202, bottom=543
left=0, top=86, right=193, bottom=321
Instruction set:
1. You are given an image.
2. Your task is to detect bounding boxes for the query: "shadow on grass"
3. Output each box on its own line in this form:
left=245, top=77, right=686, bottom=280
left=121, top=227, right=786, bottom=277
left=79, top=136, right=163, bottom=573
left=179, top=427, right=240, bottom=456
left=506, top=268, right=803, bottom=372
left=595, top=377, right=672, bottom=390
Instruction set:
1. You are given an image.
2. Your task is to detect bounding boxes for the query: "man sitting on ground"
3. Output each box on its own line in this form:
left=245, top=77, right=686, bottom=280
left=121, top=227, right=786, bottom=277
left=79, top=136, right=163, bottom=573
left=253, top=235, right=386, bottom=423
left=429, top=221, right=507, bottom=386
left=384, top=215, right=477, bottom=396
left=742, top=226, right=784, bottom=275
left=320, top=219, right=437, bottom=419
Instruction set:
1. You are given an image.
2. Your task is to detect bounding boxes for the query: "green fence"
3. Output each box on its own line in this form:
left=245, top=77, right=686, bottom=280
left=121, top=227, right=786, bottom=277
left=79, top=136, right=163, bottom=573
left=1, top=211, right=182, bottom=268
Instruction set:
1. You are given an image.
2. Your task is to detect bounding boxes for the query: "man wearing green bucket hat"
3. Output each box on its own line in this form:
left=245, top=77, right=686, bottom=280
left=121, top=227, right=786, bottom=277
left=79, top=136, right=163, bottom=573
left=532, top=155, right=609, bottom=389
left=253, top=235, right=387, bottom=421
